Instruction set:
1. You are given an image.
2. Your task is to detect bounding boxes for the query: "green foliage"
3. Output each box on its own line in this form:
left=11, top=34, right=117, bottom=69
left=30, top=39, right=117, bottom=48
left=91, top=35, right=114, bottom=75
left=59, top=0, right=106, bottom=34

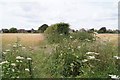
left=71, top=32, right=95, bottom=41
left=2, top=29, right=9, bottom=33
left=9, top=27, right=18, bottom=33
left=45, top=22, right=69, bottom=35
left=98, top=27, right=107, bottom=33
left=38, top=24, right=49, bottom=33
left=1, top=38, right=33, bottom=78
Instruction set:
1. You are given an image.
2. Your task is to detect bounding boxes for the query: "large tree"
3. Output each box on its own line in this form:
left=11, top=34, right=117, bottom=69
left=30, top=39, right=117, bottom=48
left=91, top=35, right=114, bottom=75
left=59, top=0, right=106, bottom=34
left=2, top=29, right=9, bottom=33
left=98, top=27, right=107, bottom=33
left=38, top=24, right=49, bottom=33
left=9, top=27, right=18, bottom=33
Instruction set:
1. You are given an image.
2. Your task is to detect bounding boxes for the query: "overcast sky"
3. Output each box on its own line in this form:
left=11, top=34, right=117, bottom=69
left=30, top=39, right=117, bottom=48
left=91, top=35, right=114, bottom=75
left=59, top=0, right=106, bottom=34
left=0, top=0, right=119, bottom=30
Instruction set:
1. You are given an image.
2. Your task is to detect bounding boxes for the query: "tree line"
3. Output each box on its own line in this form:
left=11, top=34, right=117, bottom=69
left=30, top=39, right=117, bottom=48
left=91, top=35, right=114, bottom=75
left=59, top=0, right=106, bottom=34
left=1, top=23, right=120, bottom=34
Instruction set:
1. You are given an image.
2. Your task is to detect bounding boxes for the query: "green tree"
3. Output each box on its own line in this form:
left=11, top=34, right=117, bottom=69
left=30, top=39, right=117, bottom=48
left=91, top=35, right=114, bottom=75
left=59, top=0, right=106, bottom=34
left=38, top=24, right=49, bottom=33
left=2, top=29, right=9, bottom=33
left=45, top=22, right=70, bottom=35
left=9, top=27, right=18, bottom=33
left=98, top=27, right=107, bottom=33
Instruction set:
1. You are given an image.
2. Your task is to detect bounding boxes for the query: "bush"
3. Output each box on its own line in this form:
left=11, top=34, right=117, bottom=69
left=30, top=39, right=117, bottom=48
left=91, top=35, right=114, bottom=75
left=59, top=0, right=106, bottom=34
left=71, top=32, right=96, bottom=42
left=45, top=22, right=70, bottom=35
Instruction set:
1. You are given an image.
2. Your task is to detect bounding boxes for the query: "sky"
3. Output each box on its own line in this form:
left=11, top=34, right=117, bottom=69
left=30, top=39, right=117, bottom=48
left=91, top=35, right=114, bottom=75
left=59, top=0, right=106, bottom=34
left=0, top=0, right=119, bottom=30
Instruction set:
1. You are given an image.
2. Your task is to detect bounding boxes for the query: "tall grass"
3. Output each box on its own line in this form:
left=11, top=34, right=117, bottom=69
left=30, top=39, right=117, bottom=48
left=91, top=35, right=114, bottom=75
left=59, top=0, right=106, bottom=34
left=1, top=32, right=120, bottom=79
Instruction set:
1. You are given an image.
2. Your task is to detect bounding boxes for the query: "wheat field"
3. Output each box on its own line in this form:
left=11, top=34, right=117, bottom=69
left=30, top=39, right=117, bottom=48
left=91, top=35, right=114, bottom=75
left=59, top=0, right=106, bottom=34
left=1, top=33, right=118, bottom=48
left=2, top=33, right=44, bottom=48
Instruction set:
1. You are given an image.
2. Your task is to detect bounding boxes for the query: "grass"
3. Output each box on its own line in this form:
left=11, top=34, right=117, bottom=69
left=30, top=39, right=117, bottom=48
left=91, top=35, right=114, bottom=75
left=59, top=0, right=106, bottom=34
left=1, top=33, right=120, bottom=78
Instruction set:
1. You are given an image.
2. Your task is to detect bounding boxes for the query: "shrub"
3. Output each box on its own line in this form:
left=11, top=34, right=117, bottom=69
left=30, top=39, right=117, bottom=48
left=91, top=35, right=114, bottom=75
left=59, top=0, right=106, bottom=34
left=71, top=32, right=96, bottom=42
left=45, top=22, right=70, bottom=35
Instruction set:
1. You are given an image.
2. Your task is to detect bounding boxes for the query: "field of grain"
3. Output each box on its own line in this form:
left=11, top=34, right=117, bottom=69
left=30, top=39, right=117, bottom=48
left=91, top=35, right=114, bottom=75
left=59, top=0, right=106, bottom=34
left=2, top=33, right=44, bottom=48
left=96, top=34, right=118, bottom=45
left=1, top=33, right=118, bottom=48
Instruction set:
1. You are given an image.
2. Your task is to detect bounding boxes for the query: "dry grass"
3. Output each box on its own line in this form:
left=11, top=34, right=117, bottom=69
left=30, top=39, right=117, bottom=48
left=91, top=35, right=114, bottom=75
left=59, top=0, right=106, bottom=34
left=2, top=33, right=44, bottom=48
left=97, top=34, right=118, bottom=46
left=2, top=33, right=118, bottom=48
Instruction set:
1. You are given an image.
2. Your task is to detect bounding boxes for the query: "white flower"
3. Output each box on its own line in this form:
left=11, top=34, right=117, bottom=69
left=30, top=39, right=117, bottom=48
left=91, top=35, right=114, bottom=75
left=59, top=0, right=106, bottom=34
left=109, top=75, right=120, bottom=79
left=0, top=61, right=9, bottom=64
left=16, top=76, right=19, bottom=78
left=86, top=52, right=95, bottom=55
left=3, top=52, right=7, bottom=54
left=60, top=34, right=63, bottom=35
left=82, top=59, right=88, bottom=62
left=13, top=44, right=17, bottom=48
left=70, top=63, right=74, bottom=66
left=86, top=52, right=99, bottom=55
left=77, top=46, right=81, bottom=49
left=19, top=44, right=22, bottom=47
left=88, top=56, right=95, bottom=59
left=20, top=60, right=22, bottom=62
left=94, top=52, right=99, bottom=55
left=12, top=69, right=15, bottom=72
left=68, top=47, right=71, bottom=50
left=6, top=49, right=10, bottom=52
left=22, top=47, right=26, bottom=49
left=16, top=56, right=24, bottom=60
left=85, top=39, right=90, bottom=42
left=11, top=63, right=16, bottom=66
left=70, top=36, right=73, bottom=39
left=114, top=56, right=120, bottom=59
left=25, top=68, right=30, bottom=72
left=27, top=58, right=32, bottom=60
left=16, top=60, right=19, bottom=62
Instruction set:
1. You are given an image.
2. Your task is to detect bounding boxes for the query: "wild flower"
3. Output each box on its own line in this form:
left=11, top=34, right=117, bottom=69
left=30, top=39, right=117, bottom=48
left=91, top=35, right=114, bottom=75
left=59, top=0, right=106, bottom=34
left=70, top=36, right=73, bottom=39
left=22, top=47, right=26, bottom=49
left=87, top=56, right=95, bottom=59
left=16, top=60, right=19, bottom=62
left=12, top=69, right=15, bottom=72
left=114, top=56, right=120, bottom=59
left=85, top=39, right=90, bottom=42
left=11, top=63, right=16, bottom=66
left=0, top=61, right=9, bottom=64
left=19, top=60, right=23, bottom=62
left=77, top=46, right=81, bottom=49
left=60, top=34, right=63, bottom=35
left=3, top=52, right=7, bottom=54
left=27, top=58, right=32, bottom=61
left=94, top=52, right=99, bottom=55
left=16, top=56, right=24, bottom=60
left=6, top=49, right=10, bottom=52
left=82, top=59, right=88, bottom=62
left=86, top=52, right=95, bottom=55
left=25, top=68, right=30, bottom=72
left=16, top=76, right=19, bottom=78
left=70, top=63, right=74, bottom=66
left=13, top=44, right=17, bottom=48
left=109, top=75, right=120, bottom=79
left=19, top=44, right=22, bottom=47
left=86, top=52, right=99, bottom=55
left=68, top=47, right=71, bottom=50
